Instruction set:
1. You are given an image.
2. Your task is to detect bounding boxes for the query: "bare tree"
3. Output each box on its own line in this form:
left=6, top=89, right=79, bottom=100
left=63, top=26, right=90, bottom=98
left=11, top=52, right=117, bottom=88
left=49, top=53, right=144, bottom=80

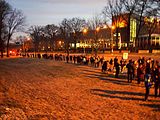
left=145, top=18, right=159, bottom=49
left=29, top=26, right=43, bottom=54
left=60, top=17, right=86, bottom=53
left=120, top=0, right=139, bottom=49
left=43, top=24, right=59, bottom=51
left=144, top=6, right=160, bottom=51
left=102, top=0, right=124, bottom=50
left=59, top=19, right=70, bottom=55
left=86, top=15, right=105, bottom=55
left=87, top=15, right=103, bottom=30
left=0, top=0, right=11, bottom=58
left=133, top=0, right=160, bottom=51
left=103, top=0, right=159, bottom=51
left=5, top=9, right=25, bottom=57
left=60, top=18, right=86, bottom=54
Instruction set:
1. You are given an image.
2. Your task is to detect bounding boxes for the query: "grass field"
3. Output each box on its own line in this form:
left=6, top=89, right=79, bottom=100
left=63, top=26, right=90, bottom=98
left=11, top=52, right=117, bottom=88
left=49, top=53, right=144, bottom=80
left=0, top=57, right=160, bottom=119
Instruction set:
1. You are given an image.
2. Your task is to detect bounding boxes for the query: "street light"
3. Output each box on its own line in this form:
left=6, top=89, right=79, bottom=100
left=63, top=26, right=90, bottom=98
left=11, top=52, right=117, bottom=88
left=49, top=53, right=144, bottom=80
left=96, top=27, right=100, bottom=32
left=111, top=26, right=115, bottom=53
left=83, top=28, right=88, bottom=54
left=102, top=25, right=109, bottom=53
left=95, top=27, right=100, bottom=56
left=83, top=28, right=87, bottom=34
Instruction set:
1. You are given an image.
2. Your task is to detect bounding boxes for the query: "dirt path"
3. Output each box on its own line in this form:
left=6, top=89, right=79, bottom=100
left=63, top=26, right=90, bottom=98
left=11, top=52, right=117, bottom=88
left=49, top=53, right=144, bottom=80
left=0, top=58, right=159, bottom=120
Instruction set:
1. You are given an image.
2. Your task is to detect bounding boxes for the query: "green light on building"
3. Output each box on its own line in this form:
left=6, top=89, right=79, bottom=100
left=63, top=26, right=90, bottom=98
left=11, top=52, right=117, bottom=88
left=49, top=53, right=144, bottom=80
left=130, top=18, right=136, bottom=43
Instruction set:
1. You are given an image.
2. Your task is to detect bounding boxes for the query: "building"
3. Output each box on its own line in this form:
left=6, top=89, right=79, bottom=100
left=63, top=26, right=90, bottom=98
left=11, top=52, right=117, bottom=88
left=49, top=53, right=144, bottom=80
left=112, top=13, right=160, bottom=51
left=67, top=28, right=111, bottom=53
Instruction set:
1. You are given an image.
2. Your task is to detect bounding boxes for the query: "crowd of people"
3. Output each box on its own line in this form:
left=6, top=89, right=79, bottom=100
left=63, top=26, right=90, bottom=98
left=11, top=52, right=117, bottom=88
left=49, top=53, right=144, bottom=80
left=25, top=53, right=160, bottom=101
left=102, top=56, right=160, bottom=101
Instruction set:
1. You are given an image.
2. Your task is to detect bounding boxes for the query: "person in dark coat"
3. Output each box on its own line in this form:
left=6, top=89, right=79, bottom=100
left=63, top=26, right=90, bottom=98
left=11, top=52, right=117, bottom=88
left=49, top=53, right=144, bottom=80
left=109, top=58, right=113, bottom=71
left=144, top=74, right=152, bottom=101
left=102, top=61, right=107, bottom=73
left=114, top=56, right=118, bottom=68
left=126, top=60, right=134, bottom=83
left=154, top=63, right=160, bottom=97
left=137, top=64, right=144, bottom=84
left=115, top=62, right=120, bottom=78
left=120, top=57, right=124, bottom=72
left=70, top=55, right=73, bottom=63
left=145, top=60, right=151, bottom=75
left=73, top=55, right=76, bottom=64
left=66, top=55, right=69, bottom=63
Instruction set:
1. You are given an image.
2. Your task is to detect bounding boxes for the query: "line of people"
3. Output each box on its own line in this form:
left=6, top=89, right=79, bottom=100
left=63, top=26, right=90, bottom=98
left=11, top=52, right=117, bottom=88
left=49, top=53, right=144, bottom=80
left=66, top=55, right=160, bottom=101
left=102, top=56, right=160, bottom=101
left=25, top=53, right=160, bottom=101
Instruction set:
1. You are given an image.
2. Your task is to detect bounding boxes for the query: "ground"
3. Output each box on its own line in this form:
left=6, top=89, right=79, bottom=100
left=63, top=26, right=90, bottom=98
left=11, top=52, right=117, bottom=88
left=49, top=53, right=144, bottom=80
left=0, top=57, right=160, bottom=120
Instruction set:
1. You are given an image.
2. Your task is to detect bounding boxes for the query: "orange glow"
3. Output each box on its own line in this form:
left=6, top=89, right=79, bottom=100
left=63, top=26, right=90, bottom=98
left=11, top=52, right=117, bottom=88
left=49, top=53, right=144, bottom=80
left=112, top=26, right=115, bottom=30
left=9, top=50, right=16, bottom=55
left=103, top=25, right=107, bottom=29
left=83, top=29, right=88, bottom=34
left=96, top=27, right=100, bottom=32
left=119, top=22, right=125, bottom=28
left=59, top=41, right=62, bottom=44
left=27, top=37, right=31, bottom=41
left=112, top=14, right=127, bottom=28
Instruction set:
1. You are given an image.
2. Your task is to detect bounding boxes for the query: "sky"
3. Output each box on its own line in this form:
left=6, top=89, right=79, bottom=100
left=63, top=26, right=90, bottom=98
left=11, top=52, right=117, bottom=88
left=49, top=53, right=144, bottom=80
left=6, top=0, right=107, bottom=27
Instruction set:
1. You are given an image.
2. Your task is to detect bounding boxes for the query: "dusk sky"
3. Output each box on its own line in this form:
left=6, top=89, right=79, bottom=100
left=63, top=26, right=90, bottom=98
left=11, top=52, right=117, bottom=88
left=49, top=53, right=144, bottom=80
left=6, top=0, right=107, bottom=27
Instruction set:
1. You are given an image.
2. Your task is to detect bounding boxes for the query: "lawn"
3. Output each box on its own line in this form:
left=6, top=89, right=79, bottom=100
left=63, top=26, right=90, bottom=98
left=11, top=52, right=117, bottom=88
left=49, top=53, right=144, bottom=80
left=0, top=58, right=159, bottom=119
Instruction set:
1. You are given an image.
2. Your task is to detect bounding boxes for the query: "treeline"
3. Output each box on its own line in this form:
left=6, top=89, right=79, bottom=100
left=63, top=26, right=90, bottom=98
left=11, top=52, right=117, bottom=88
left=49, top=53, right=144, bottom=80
left=1, top=0, right=160, bottom=57
left=0, top=0, right=25, bottom=58
left=29, top=0, right=160, bottom=54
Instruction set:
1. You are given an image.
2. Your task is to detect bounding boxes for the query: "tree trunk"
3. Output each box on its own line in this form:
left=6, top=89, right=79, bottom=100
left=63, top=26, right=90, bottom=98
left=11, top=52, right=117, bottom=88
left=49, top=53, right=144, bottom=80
left=6, top=35, right=11, bottom=57
left=67, top=42, right=69, bottom=56
left=148, top=34, right=152, bottom=53
left=1, top=50, right=3, bottom=58
left=74, top=42, right=76, bottom=53
left=127, top=16, right=131, bottom=49
left=95, top=33, right=98, bottom=56
left=135, top=21, right=142, bottom=51
left=116, top=28, right=119, bottom=50
left=135, top=2, right=145, bottom=51
left=34, top=43, right=37, bottom=57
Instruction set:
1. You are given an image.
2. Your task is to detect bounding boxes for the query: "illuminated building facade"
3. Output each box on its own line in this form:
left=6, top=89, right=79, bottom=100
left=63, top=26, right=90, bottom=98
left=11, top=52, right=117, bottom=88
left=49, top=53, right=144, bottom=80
left=67, top=28, right=112, bottom=53
left=112, top=13, right=160, bottom=51
left=112, top=13, right=137, bottom=50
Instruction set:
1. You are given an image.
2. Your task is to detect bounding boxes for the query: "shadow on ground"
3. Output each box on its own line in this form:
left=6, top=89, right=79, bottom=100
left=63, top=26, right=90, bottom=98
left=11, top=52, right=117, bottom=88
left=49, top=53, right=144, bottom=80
left=140, top=103, right=160, bottom=112
left=82, top=69, right=145, bottom=88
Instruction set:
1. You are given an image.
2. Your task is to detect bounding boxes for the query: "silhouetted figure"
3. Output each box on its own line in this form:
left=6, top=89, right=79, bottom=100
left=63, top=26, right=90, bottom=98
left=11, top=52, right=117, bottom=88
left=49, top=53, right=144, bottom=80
left=137, top=64, right=144, bottom=84
left=154, top=63, right=160, bottom=97
left=126, top=60, right=134, bottom=83
left=66, top=55, right=69, bottom=63
left=70, top=55, right=73, bottom=63
left=114, top=56, right=118, bottom=68
left=100, top=56, right=104, bottom=65
left=102, top=61, right=107, bottom=73
left=144, top=74, right=152, bottom=101
left=38, top=54, right=41, bottom=59
left=73, top=55, right=76, bottom=64
left=115, top=63, right=120, bottom=78
left=109, top=58, right=113, bottom=71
